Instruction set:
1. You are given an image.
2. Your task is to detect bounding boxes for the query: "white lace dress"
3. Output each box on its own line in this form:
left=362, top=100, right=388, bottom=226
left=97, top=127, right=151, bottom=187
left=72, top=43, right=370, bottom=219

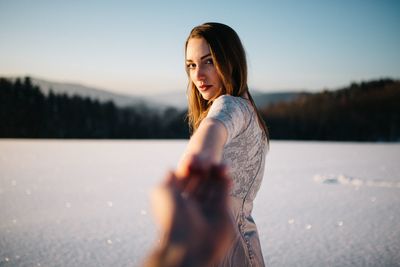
left=207, top=95, right=268, bottom=267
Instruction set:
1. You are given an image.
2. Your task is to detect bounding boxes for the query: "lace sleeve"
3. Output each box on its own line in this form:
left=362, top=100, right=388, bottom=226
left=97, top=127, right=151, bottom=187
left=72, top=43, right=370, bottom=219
left=206, top=95, right=250, bottom=143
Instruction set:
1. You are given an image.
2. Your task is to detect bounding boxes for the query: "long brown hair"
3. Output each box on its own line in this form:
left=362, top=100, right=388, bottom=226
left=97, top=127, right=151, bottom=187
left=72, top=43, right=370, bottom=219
left=185, top=22, right=269, bottom=140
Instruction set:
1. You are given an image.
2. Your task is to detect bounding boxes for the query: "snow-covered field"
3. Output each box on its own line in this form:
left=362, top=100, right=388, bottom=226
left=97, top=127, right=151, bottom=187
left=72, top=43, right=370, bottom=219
left=1, top=140, right=399, bottom=267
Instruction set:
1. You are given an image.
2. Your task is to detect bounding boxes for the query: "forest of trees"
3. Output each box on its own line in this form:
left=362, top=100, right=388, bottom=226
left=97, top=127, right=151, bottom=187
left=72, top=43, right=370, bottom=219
left=0, top=77, right=189, bottom=139
left=1, top=76, right=399, bottom=141
left=260, top=78, right=400, bottom=141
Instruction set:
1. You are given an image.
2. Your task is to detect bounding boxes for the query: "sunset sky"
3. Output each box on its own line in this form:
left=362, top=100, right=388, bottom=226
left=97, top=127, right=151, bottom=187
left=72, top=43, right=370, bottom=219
left=1, top=0, right=399, bottom=95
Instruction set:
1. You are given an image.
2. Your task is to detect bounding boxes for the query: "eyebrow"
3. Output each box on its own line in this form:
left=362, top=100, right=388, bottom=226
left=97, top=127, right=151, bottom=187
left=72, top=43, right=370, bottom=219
left=185, top=53, right=212, bottom=62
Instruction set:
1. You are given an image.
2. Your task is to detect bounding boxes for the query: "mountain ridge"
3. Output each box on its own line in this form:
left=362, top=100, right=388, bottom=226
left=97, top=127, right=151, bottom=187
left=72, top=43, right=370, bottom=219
left=5, top=76, right=307, bottom=109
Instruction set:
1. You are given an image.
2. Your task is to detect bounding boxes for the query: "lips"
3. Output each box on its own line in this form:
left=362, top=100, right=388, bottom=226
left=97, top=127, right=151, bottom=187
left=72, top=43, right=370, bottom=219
left=198, top=84, right=212, bottom=91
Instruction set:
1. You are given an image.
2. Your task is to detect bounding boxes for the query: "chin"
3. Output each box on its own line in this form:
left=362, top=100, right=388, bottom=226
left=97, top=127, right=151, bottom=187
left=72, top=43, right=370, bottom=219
left=200, top=91, right=219, bottom=101
left=201, top=94, right=211, bottom=100
left=197, top=91, right=208, bottom=100
left=197, top=86, right=221, bottom=101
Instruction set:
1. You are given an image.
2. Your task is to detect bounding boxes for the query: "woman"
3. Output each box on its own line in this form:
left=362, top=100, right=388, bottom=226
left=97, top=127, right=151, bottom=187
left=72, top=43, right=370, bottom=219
left=177, top=22, right=269, bottom=267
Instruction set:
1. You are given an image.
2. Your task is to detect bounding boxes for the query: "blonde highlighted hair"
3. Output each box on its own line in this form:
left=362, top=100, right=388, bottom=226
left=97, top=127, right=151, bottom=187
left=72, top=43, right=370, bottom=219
left=185, top=22, right=269, bottom=140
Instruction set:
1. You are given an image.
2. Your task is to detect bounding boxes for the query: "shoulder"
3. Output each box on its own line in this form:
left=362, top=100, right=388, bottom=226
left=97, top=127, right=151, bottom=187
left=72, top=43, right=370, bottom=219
left=212, top=94, right=244, bottom=104
left=213, top=94, right=235, bottom=103
left=207, top=94, right=252, bottom=142
left=211, top=95, right=251, bottom=114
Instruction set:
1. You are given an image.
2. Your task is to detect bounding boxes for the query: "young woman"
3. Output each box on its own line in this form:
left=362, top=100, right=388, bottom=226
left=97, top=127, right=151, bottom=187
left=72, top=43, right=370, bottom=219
left=176, top=22, right=269, bottom=267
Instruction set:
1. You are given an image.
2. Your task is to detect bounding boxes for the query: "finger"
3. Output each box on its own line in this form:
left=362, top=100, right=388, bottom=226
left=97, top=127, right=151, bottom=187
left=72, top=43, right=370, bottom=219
left=181, top=167, right=205, bottom=197
left=151, top=185, right=176, bottom=231
left=164, top=171, right=187, bottom=195
left=189, top=164, right=216, bottom=202
left=163, top=170, right=176, bottom=186
left=188, top=154, right=213, bottom=174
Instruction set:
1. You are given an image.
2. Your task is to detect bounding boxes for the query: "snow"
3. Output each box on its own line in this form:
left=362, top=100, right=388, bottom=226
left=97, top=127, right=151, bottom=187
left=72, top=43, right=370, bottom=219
left=0, top=140, right=399, bottom=267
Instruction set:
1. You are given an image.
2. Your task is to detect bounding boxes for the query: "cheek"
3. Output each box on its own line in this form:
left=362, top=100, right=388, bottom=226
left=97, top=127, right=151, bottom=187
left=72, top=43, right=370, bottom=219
left=188, top=72, right=195, bottom=83
left=213, top=75, right=222, bottom=87
left=211, top=70, right=221, bottom=82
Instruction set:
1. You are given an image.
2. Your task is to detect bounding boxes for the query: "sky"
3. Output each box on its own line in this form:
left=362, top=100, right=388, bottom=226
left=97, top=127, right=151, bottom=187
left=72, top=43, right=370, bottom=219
left=0, top=0, right=399, bottom=95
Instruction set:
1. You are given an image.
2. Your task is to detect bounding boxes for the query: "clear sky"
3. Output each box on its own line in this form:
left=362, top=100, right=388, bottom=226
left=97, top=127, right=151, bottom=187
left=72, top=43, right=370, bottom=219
left=1, top=0, right=399, bottom=95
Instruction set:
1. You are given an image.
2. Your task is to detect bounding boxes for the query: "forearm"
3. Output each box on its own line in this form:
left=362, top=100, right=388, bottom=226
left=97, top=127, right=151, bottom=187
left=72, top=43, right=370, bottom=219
left=187, top=118, right=226, bottom=161
left=177, top=118, right=227, bottom=177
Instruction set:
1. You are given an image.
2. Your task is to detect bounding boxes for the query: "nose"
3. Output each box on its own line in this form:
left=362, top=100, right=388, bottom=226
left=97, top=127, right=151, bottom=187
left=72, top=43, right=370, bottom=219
left=194, top=65, right=206, bottom=82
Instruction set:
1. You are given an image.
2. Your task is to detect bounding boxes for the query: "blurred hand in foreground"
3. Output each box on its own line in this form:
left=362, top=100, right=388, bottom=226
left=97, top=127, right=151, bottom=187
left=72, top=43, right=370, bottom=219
left=144, top=159, right=233, bottom=267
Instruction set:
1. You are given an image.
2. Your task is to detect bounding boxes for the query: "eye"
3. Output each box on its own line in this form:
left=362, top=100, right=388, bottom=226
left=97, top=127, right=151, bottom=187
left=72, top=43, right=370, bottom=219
left=205, top=58, right=214, bottom=65
left=186, top=63, right=196, bottom=69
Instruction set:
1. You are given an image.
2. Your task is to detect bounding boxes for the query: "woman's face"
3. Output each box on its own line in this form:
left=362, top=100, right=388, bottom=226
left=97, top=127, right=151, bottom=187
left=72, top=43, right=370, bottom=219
left=186, top=37, right=222, bottom=101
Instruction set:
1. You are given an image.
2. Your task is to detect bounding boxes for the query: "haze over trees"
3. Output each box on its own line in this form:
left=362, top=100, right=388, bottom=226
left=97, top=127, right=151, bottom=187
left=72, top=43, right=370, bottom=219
left=261, top=79, right=400, bottom=141
left=0, top=77, right=188, bottom=139
left=1, top=76, right=399, bottom=141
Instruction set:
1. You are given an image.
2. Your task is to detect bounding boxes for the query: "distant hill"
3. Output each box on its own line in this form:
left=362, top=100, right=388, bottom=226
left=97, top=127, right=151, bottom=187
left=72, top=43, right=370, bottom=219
left=144, top=90, right=307, bottom=110
left=251, top=90, right=310, bottom=108
left=4, top=76, right=305, bottom=109
left=142, top=91, right=188, bottom=109
left=31, top=77, right=147, bottom=107
left=5, top=76, right=151, bottom=108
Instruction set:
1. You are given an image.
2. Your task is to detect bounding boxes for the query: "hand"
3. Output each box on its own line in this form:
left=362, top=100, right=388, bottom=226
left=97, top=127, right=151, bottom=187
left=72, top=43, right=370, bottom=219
left=175, top=118, right=228, bottom=179
left=175, top=153, right=214, bottom=179
left=146, top=160, right=233, bottom=267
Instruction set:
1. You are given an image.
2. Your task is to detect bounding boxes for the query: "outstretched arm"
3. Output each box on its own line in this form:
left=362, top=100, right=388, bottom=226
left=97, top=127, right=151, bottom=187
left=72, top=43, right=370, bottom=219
left=176, top=118, right=227, bottom=178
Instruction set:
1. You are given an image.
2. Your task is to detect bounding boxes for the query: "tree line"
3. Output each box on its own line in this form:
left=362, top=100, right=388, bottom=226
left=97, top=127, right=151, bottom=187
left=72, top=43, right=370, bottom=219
left=0, top=77, right=189, bottom=139
left=1, top=76, right=399, bottom=141
left=260, top=78, right=400, bottom=141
